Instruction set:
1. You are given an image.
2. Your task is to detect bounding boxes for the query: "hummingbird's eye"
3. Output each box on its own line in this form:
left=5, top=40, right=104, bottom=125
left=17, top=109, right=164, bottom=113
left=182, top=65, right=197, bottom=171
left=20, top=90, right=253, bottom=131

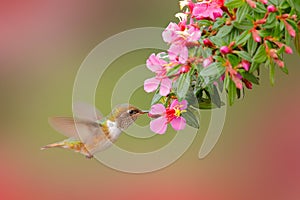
left=128, top=109, right=138, bottom=115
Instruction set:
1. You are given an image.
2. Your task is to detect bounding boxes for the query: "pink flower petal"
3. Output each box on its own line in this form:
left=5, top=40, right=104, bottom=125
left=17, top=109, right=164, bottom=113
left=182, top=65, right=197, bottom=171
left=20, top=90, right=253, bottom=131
left=171, top=117, right=186, bottom=131
left=149, top=104, right=166, bottom=115
left=144, top=77, right=160, bottom=93
left=150, top=117, right=168, bottom=134
left=168, top=44, right=188, bottom=64
left=170, top=99, right=188, bottom=110
left=162, top=22, right=180, bottom=44
left=160, top=78, right=172, bottom=96
left=146, top=54, right=166, bottom=73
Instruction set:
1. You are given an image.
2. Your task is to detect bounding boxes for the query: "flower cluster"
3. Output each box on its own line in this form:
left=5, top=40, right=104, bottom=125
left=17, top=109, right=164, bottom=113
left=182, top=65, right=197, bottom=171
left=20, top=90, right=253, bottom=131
left=145, top=0, right=300, bottom=134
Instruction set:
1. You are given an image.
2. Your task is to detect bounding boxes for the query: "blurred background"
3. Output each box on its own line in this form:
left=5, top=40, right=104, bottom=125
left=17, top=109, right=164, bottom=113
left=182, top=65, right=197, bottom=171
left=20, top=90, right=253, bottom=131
left=1, top=0, right=300, bottom=199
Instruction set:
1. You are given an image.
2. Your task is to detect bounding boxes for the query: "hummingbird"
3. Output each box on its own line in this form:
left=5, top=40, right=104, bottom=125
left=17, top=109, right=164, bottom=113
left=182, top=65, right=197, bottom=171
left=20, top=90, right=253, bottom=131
left=41, top=103, right=147, bottom=158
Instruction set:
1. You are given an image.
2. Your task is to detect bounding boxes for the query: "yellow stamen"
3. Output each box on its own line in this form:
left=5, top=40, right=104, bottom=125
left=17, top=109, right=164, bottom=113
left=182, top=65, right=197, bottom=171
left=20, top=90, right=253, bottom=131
left=174, top=108, right=187, bottom=117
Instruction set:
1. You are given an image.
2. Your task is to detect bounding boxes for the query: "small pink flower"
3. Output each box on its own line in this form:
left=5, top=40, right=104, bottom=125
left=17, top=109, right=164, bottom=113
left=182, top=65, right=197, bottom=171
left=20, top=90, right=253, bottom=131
left=144, top=53, right=172, bottom=96
left=259, top=0, right=268, bottom=4
left=246, top=0, right=256, bottom=8
left=192, top=0, right=224, bottom=21
left=149, top=100, right=188, bottom=134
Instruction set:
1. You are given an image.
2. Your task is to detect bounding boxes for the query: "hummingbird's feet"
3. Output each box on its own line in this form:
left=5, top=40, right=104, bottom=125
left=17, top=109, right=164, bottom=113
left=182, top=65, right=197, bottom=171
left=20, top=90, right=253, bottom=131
left=85, top=154, right=93, bottom=159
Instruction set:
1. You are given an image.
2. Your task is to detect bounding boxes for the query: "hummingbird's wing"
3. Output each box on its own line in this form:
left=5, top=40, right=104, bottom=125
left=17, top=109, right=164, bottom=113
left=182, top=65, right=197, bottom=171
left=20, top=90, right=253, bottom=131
left=73, top=102, right=103, bottom=121
left=48, top=117, right=105, bottom=142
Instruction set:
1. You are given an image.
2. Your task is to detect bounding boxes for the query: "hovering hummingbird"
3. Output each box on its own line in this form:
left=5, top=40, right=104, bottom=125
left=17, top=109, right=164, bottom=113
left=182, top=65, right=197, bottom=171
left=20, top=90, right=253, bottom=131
left=41, top=103, right=147, bottom=158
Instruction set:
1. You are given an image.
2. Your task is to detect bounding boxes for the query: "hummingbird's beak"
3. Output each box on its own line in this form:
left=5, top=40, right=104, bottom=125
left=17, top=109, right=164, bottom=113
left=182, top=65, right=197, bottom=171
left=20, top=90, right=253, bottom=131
left=139, top=110, right=149, bottom=114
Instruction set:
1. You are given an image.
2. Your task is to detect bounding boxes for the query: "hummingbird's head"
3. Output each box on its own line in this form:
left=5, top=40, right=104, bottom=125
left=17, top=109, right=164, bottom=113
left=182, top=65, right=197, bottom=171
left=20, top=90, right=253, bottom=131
left=111, top=104, right=148, bottom=130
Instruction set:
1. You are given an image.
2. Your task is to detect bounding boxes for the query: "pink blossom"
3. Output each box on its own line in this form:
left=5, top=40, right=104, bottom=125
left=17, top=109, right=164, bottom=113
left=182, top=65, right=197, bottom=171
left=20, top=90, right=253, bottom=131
left=192, top=0, right=224, bottom=21
left=267, top=5, right=276, bottom=12
left=144, top=53, right=172, bottom=96
left=251, top=29, right=261, bottom=43
left=283, top=20, right=296, bottom=37
left=241, top=60, right=251, bottom=71
left=149, top=100, right=188, bottom=134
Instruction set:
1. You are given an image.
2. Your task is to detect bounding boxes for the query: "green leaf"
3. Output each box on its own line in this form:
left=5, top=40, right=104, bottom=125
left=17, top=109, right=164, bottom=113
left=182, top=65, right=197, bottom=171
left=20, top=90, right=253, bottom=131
left=176, top=73, right=190, bottom=102
left=209, top=36, right=225, bottom=47
left=234, top=51, right=252, bottom=62
left=269, top=0, right=279, bottom=6
left=227, top=78, right=237, bottom=106
left=263, top=13, right=277, bottom=29
left=216, top=25, right=233, bottom=38
left=294, top=31, right=300, bottom=55
left=233, top=20, right=253, bottom=30
left=280, top=66, right=289, bottom=75
left=269, top=60, right=275, bottom=86
left=211, top=85, right=222, bottom=108
left=247, top=36, right=258, bottom=57
left=241, top=72, right=259, bottom=84
left=182, top=108, right=200, bottom=129
left=235, top=30, right=251, bottom=46
left=200, top=62, right=225, bottom=78
left=255, top=2, right=267, bottom=13
left=236, top=4, right=251, bottom=23
left=151, top=91, right=162, bottom=105
left=249, top=62, right=260, bottom=73
left=225, top=0, right=245, bottom=9
left=227, top=54, right=241, bottom=67
left=212, top=18, right=226, bottom=30
left=253, top=45, right=267, bottom=63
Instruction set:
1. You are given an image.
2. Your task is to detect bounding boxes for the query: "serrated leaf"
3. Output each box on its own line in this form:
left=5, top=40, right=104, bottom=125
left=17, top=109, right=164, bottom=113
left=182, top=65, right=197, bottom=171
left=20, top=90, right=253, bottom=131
left=253, top=45, right=267, bottom=63
left=225, top=0, right=245, bottom=8
left=235, top=30, right=251, bottom=46
left=227, top=78, right=237, bottom=106
left=200, top=62, right=225, bottom=77
left=151, top=91, right=162, bottom=105
left=182, top=108, right=200, bottom=129
left=216, top=25, right=233, bottom=38
left=176, top=74, right=190, bottom=101
left=236, top=3, right=251, bottom=23
left=227, top=54, right=240, bottom=67
left=247, top=36, right=258, bottom=56
left=269, top=60, right=275, bottom=86
left=255, top=2, right=267, bottom=13
left=280, top=66, right=289, bottom=75
left=234, top=51, right=252, bottom=62
left=241, top=72, right=259, bottom=84
left=209, top=36, right=225, bottom=47
left=233, top=20, right=253, bottom=30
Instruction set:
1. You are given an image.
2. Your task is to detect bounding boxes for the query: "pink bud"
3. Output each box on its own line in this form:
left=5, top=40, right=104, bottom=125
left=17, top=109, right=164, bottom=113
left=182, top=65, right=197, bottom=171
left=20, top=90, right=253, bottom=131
left=267, top=5, right=277, bottom=12
left=243, top=79, right=253, bottom=89
left=179, top=65, right=190, bottom=73
left=256, top=18, right=267, bottom=24
left=246, top=0, right=256, bottom=8
left=203, top=38, right=213, bottom=47
left=274, top=59, right=285, bottom=68
left=220, top=46, right=230, bottom=54
left=241, top=60, right=251, bottom=71
left=251, top=29, right=261, bottom=43
left=283, top=20, right=296, bottom=37
left=260, top=0, right=268, bottom=4
left=284, top=45, right=293, bottom=54
left=269, top=49, right=278, bottom=59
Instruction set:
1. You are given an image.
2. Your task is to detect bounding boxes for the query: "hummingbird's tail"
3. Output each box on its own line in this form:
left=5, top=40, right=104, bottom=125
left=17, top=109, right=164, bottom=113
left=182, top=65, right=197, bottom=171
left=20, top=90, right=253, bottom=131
left=40, top=139, right=93, bottom=158
left=40, top=141, right=66, bottom=150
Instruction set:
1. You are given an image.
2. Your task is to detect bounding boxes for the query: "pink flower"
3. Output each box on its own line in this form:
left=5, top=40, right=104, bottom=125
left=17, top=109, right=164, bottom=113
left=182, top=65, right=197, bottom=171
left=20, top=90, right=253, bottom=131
left=149, top=100, right=188, bottom=134
left=241, top=60, right=251, bottom=71
left=251, top=28, right=261, bottom=43
left=144, top=53, right=172, bottom=96
left=192, top=0, right=224, bottom=21
left=203, top=56, right=213, bottom=68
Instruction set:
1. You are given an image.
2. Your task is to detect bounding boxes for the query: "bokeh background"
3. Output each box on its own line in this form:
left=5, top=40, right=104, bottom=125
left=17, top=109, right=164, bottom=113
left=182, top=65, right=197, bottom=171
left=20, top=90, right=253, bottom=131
left=1, top=0, right=300, bottom=199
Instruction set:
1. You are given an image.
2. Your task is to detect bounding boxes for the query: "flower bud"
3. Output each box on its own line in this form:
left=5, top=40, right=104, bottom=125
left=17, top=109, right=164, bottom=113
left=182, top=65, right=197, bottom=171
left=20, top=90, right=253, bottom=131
left=284, top=45, right=293, bottom=54
left=251, top=29, right=261, bottom=43
left=220, top=46, right=230, bottom=54
left=267, top=5, right=277, bottom=12
left=241, top=60, right=251, bottom=71
left=260, top=0, right=268, bottom=4
left=179, top=65, right=191, bottom=73
left=203, top=38, right=213, bottom=47
left=243, top=79, right=253, bottom=89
